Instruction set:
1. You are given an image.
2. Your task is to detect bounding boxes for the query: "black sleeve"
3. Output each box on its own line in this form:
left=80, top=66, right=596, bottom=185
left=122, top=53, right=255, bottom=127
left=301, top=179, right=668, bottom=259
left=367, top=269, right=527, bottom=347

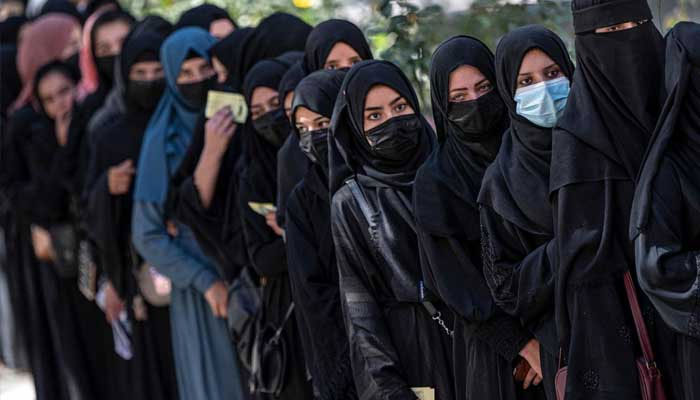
left=634, top=161, right=700, bottom=338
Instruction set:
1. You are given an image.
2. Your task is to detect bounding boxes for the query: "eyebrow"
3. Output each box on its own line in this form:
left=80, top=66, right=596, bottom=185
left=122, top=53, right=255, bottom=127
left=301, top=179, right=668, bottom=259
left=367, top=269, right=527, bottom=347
left=518, top=62, right=557, bottom=78
left=313, top=116, right=327, bottom=122
left=449, top=78, right=490, bottom=93
left=365, top=95, right=403, bottom=112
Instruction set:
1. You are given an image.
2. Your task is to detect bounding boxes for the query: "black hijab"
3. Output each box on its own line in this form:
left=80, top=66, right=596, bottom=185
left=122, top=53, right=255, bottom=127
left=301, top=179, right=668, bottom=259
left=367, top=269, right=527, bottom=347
left=631, top=22, right=700, bottom=239
left=330, top=60, right=435, bottom=192
left=302, top=19, right=373, bottom=73
left=209, top=26, right=254, bottom=91
left=1, top=45, right=21, bottom=117
left=415, top=35, right=506, bottom=237
left=89, top=10, right=135, bottom=87
left=278, top=61, right=306, bottom=106
left=175, top=3, right=235, bottom=32
left=241, top=58, right=292, bottom=192
left=228, top=13, right=311, bottom=87
left=477, top=25, right=574, bottom=236
left=40, top=0, right=83, bottom=23
left=550, top=0, right=665, bottom=192
left=0, top=15, right=27, bottom=45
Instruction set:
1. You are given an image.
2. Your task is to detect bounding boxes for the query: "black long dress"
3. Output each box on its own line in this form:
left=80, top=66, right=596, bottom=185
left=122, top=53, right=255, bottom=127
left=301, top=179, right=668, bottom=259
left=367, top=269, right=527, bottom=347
left=238, top=58, right=313, bottom=400
left=630, top=22, right=700, bottom=400
left=550, top=1, right=674, bottom=398
left=415, top=35, right=547, bottom=400
left=84, top=27, right=178, bottom=400
left=330, top=60, right=454, bottom=400
left=284, top=69, right=356, bottom=400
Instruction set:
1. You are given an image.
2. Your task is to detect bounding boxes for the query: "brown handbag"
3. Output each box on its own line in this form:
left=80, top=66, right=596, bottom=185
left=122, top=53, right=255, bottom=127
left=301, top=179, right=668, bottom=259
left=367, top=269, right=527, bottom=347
left=555, top=271, right=666, bottom=400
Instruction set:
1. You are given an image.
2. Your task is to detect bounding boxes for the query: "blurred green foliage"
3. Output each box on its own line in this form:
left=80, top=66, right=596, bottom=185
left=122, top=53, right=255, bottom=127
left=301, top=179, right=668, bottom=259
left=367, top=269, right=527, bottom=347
left=119, top=0, right=691, bottom=109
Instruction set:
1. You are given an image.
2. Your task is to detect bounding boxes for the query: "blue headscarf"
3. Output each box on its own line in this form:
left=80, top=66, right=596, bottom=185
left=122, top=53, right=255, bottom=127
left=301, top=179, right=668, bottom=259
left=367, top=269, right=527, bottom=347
left=134, top=27, right=216, bottom=204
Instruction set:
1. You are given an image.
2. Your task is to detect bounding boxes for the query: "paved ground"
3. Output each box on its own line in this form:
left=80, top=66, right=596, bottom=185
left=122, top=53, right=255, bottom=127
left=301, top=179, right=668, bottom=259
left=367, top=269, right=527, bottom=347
left=0, top=364, right=35, bottom=400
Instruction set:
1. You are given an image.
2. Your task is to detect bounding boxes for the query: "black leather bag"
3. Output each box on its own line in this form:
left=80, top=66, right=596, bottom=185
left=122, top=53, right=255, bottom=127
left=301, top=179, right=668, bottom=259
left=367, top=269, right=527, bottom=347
left=250, top=302, right=295, bottom=397
left=227, top=267, right=262, bottom=373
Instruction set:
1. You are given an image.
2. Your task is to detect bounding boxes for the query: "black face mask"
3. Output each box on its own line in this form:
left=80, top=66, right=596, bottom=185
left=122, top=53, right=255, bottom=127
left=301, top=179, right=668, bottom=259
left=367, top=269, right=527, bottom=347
left=365, top=114, right=422, bottom=162
left=65, top=52, right=81, bottom=80
left=253, top=108, right=290, bottom=147
left=299, top=128, right=329, bottom=166
left=447, top=90, right=505, bottom=141
left=177, top=74, right=216, bottom=109
left=96, top=55, right=117, bottom=82
left=126, top=78, right=166, bottom=112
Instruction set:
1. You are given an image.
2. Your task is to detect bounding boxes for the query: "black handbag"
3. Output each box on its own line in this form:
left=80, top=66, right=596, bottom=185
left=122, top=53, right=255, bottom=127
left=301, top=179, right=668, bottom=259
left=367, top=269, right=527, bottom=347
left=227, top=267, right=262, bottom=373
left=250, top=302, right=295, bottom=397
left=48, top=223, right=79, bottom=278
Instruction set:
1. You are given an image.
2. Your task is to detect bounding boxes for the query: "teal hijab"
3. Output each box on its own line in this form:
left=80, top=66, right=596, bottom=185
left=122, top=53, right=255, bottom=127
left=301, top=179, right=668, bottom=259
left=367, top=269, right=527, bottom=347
left=134, top=27, right=216, bottom=204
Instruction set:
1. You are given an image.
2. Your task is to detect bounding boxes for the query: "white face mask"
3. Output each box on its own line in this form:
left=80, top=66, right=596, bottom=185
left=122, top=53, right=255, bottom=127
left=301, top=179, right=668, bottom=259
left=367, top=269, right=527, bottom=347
left=514, top=76, right=570, bottom=128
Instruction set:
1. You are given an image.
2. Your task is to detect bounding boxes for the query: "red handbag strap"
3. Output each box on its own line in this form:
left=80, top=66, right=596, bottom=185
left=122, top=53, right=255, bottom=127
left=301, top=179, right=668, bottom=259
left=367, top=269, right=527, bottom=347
left=623, top=271, right=656, bottom=363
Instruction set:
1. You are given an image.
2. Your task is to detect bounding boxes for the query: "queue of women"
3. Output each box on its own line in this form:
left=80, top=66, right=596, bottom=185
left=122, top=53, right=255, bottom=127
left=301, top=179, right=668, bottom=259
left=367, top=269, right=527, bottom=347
left=0, top=0, right=698, bottom=399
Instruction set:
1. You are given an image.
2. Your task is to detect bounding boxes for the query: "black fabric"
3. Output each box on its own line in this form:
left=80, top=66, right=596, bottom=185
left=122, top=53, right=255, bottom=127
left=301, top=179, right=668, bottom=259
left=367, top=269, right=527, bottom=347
left=477, top=25, right=574, bottom=236
left=1, top=45, right=21, bottom=118
left=302, top=19, right=372, bottom=73
left=572, top=0, right=653, bottom=33
left=89, top=10, right=135, bottom=88
left=209, top=27, right=254, bottom=91
left=175, top=3, right=234, bottom=32
left=228, top=13, right=311, bottom=90
left=39, top=0, right=83, bottom=23
left=0, top=15, right=27, bottom=45
left=330, top=60, right=435, bottom=193
left=631, top=22, right=700, bottom=339
left=550, top=2, right=670, bottom=399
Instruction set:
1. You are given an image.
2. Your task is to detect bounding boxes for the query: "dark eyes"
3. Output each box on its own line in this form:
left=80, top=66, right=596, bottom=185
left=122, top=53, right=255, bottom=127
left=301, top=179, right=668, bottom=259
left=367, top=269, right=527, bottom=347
left=519, top=77, right=533, bottom=87
left=296, top=125, right=309, bottom=133
left=368, top=112, right=382, bottom=121
left=394, top=103, right=407, bottom=113
left=546, top=69, right=561, bottom=79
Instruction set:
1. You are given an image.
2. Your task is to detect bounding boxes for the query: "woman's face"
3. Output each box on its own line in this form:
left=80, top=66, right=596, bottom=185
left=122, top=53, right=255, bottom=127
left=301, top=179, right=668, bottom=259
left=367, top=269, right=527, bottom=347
left=210, top=18, right=235, bottom=39
left=516, top=48, right=563, bottom=90
left=94, top=20, right=131, bottom=58
left=363, top=84, right=414, bottom=132
left=177, top=57, right=215, bottom=84
left=250, top=86, right=280, bottom=120
left=324, top=42, right=362, bottom=70
left=284, top=91, right=295, bottom=120
left=448, top=64, right=493, bottom=102
left=38, top=71, right=77, bottom=120
left=295, top=106, right=330, bottom=134
left=129, top=61, right=164, bottom=81
left=60, top=26, right=82, bottom=60
left=212, top=56, right=228, bottom=84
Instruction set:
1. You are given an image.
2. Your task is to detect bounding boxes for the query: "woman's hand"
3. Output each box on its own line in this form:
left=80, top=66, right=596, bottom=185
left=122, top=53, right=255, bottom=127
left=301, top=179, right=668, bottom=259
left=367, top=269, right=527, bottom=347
left=265, top=211, right=284, bottom=237
left=204, top=280, right=229, bottom=318
left=103, top=281, right=124, bottom=324
left=108, top=159, right=136, bottom=195
left=517, top=339, right=543, bottom=389
left=31, top=225, right=55, bottom=261
left=203, top=107, right=236, bottom=160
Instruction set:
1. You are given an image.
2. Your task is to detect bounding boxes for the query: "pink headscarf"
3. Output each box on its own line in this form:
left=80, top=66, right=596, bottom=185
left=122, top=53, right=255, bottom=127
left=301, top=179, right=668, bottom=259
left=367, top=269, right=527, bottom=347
left=77, top=3, right=117, bottom=100
left=10, top=13, right=81, bottom=114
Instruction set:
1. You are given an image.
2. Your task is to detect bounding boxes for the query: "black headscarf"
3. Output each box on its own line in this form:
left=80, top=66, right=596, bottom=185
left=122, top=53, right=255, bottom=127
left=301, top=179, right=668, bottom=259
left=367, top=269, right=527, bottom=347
left=631, top=22, right=700, bottom=239
left=550, top=0, right=665, bottom=192
left=330, top=60, right=435, bottom=192
left=39, top=0, right=83, bottom=23
left=0, top=15, right=27, bottom=45
left=228, top=13, right=311, bottom=87
left=278, top=61, right=306, bottom=106
left=414, top=36, right=506, bottom=237
left=477, top=25, right=574, bottom=236
left=209, top=26, right=253, bottom=91
left=89, top=10, right=135, bottom=86
left=302, top=19, right=373, bottom=73
left=241, top=58, right=292, bottom=190
left=175, top=3, right=235, bottom=32
left=1, top=45, right=21, bottom=117
left=32, top=60, right=81, bottom=118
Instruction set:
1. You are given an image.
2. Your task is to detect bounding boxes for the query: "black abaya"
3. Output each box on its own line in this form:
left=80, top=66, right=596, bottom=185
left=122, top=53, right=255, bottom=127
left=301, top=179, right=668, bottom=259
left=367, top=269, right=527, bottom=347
left=630, top=22, right=700, bottom=400
left=330, top=60, right=454, bottom=400
left=414, top=35, right=547, bottom=400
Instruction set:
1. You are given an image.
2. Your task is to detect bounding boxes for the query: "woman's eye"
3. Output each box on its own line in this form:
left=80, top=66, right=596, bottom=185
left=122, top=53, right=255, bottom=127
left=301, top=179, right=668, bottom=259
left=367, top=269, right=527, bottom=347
left=368, top=113, right=381, bottom=121
left=451, top=94, right=465, bottom=102
left=325, top=64, right=337, bottom=70
left=297, top=126, right=308, bottom=133
left=395, top=103, right=407, bottom=113
left=519, top=78, right=532, bottom=87
left=319, top=121, right=329, bottom=128
left=546, top=69, right=561, bottom=79
left=479, top=84, right=492, bottom=93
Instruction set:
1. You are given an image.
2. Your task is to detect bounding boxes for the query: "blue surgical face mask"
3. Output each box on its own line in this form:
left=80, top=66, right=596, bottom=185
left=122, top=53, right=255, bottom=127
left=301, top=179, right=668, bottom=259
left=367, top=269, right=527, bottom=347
left=513, top=76, right=570, bottom=128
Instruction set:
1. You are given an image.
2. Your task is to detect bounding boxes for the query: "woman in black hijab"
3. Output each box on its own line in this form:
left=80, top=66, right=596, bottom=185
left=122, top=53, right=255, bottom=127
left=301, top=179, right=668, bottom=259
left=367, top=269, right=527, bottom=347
left=329, top=59, right=455, bottom=399
left=175, top=3, right=235, bottom=39
left=84, top=26, right=178, bottom=400
left=209, top=26, right=254, bottom=92
left=238, top=57, right=313, bottom=399
left=549, top=0, right=671, bottom=398
left=630, top=21, right=700, bottom=400
left=478, top=26, right=575, bottom=399
left=415, top=34, right=549, bottom=400
left=275, top=62, right=308, bottom=229
left=302, top=19, right=373, bottom=73
left=284, top=69, right=356, bottom=400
